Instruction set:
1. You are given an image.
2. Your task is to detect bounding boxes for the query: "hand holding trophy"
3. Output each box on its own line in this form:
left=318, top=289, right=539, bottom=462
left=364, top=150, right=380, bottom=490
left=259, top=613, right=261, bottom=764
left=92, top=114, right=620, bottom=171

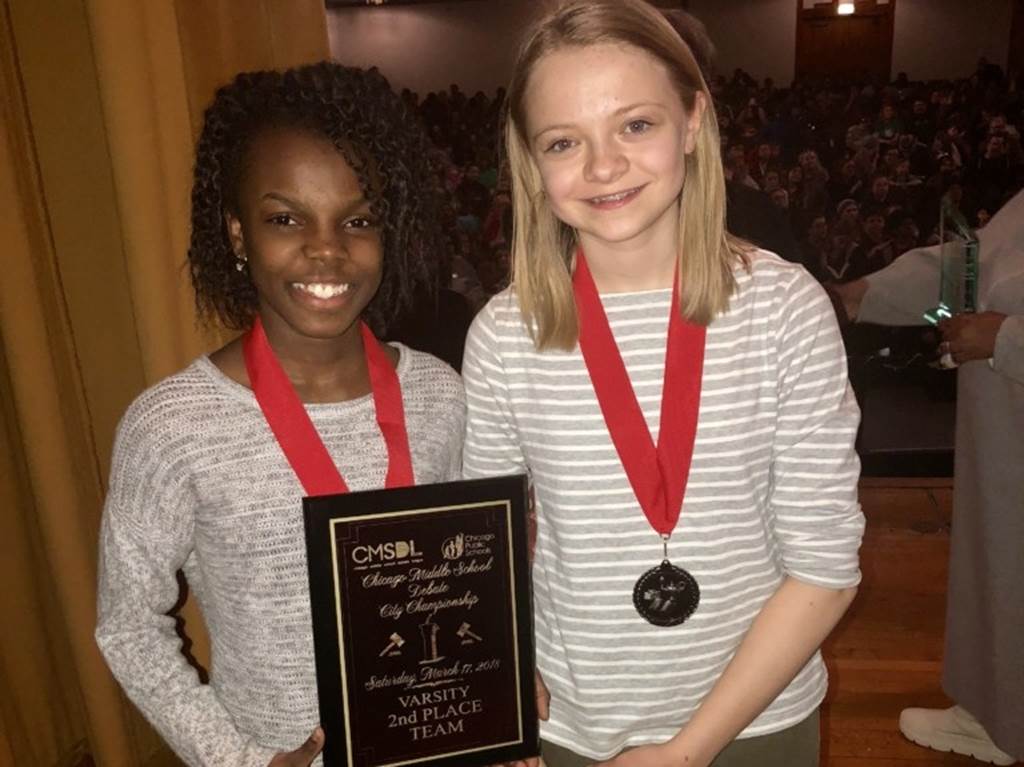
left=924, top=198, right=980, bottom=368
left=938, top=312, right=1009, bottom=365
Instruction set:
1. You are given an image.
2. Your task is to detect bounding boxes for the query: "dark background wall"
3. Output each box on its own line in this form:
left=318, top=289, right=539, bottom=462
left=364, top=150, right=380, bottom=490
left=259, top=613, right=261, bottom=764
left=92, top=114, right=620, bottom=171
left=326, top=0, right=1015, bottom=93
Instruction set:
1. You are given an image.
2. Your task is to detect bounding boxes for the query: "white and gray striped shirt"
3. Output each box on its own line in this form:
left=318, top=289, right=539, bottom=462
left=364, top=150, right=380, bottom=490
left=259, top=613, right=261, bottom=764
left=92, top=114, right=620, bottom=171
left=462, top=251, right=864, bottom=758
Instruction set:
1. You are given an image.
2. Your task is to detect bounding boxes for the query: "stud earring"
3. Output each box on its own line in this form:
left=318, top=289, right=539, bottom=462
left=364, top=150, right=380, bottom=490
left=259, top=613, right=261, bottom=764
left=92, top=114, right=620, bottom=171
left=235, top=253, right=247, bottom=272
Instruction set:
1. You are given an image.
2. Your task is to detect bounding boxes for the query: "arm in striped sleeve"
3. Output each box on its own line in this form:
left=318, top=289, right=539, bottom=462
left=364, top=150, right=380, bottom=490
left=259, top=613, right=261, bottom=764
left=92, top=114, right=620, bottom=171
left=461, top=298, right=528, bottom=479
left=769, top=268, right=865, bottom=589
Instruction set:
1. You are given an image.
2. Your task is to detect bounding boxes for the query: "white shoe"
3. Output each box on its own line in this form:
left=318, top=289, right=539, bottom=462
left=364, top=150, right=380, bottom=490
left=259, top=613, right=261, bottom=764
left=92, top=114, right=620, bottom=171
left=899, top=705, right=1016, bottom=765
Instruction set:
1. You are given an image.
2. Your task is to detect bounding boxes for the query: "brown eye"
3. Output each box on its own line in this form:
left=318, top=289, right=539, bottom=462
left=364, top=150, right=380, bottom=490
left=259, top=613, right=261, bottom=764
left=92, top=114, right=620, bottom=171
left=345, top=216, right=377, bottom=230
left=267, top=213, right=298, bottom=227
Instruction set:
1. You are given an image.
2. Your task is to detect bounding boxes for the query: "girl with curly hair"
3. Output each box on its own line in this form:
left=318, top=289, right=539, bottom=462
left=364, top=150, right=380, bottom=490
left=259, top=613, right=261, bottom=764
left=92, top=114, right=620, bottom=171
left=95, top=62, right=464, bottom=766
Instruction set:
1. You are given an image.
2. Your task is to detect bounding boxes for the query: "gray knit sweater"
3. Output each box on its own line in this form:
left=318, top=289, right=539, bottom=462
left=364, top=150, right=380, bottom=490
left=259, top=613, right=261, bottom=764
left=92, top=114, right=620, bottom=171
left=96, top=345, right=465, bottom=766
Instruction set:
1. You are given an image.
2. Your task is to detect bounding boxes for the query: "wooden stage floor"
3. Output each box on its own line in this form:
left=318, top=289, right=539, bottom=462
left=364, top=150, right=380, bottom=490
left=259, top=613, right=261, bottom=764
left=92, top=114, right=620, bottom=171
left=821, top=477, right=1006, bottom=766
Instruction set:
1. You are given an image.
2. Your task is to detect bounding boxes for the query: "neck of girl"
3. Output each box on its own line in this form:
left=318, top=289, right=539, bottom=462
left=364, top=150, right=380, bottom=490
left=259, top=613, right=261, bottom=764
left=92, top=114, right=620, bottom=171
left=578, top=230, right=678, bottom=293
left=262, top=321, right=375, bottom=404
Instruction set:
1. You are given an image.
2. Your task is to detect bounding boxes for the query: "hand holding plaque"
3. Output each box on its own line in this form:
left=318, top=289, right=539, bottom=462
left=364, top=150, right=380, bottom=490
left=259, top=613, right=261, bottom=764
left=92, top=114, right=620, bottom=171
left=269, top=728, right=325, bottom=767
left=501, top=672, right=550, bottom=767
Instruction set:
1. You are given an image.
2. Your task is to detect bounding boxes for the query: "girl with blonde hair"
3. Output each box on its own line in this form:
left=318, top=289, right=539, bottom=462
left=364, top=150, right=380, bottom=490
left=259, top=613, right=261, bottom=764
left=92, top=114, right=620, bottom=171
left=462, top=1, right=865, bottom=765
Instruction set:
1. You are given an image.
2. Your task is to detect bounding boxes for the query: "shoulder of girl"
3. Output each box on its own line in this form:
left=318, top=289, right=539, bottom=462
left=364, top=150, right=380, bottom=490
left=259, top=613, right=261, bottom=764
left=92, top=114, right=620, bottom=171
left=398, top=350, right=465, bottom=416
left=400, top=345, right=462, bottom=385
left=738, top=250, right=826, bottom=309
left=474, top=288, right=522, bottom=331
left=745, top=247, right=812, bottom=280
left=115, top=358, right=213, bottom=443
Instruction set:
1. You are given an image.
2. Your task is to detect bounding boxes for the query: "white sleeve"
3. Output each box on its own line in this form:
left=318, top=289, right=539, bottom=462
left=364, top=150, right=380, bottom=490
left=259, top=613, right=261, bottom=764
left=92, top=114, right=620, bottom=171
left=859, top=243, right=942, bottom=326
left=95, top=404, right=277, bottom=767
left=992, top=314, right=1024, bottom=384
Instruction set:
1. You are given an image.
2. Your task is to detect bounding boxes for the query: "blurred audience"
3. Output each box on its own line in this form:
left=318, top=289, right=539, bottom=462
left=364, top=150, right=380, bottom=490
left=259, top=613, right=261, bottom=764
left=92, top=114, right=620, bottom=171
left=387, top=48, right=1023, bottom=373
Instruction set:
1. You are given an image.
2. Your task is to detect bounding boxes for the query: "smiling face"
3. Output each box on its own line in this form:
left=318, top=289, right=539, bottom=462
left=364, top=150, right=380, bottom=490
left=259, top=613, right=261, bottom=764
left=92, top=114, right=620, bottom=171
left=524, top=43, right=702, bottom=259
left=225, top=127, right=383, bottom=351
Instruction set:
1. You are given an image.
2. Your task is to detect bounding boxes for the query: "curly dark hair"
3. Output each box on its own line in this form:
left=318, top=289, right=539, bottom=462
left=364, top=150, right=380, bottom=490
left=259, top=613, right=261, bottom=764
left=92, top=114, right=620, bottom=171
left=187, top=61, right=445, bottom=334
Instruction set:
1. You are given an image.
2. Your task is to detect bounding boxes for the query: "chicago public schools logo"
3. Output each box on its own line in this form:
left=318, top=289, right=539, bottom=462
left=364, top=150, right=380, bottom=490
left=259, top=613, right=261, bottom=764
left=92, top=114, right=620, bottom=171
left=441, top=533, right=465, bottom=560
left=351, top=539, right=421, bottom=565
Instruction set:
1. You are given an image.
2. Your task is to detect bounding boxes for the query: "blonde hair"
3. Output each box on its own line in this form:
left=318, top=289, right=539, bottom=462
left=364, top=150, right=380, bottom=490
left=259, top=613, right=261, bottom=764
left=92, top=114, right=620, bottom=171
left=506, top=0, right=749, bottom=350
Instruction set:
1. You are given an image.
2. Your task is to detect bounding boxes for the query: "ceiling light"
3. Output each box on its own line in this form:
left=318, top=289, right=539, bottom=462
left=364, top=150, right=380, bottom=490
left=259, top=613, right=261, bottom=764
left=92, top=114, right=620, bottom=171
left=837, top=2, right=855, bottom=14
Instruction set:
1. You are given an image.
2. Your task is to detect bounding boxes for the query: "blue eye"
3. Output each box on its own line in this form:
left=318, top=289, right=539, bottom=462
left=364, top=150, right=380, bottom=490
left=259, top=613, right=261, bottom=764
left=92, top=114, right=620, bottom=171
left=545, top=138, right=575, bottom=154
left=625, top=119, right=653, bottom=134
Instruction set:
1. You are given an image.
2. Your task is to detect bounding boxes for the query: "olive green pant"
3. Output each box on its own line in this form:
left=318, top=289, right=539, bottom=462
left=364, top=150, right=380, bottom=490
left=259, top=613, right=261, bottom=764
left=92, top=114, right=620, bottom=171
left=540, top=710, right=819, bottom=767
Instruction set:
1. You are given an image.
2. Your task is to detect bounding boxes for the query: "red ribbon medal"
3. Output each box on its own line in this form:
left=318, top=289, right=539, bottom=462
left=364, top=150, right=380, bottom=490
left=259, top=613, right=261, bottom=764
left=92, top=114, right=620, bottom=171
left=242, top=316, right=414, bottom=496
left=573, top=252, right=706, bottom=626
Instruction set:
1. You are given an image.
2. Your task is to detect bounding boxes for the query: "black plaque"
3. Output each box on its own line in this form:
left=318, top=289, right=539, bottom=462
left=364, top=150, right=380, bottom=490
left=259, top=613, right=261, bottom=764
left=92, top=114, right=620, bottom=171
left=304, top=475, right=538, bottom=767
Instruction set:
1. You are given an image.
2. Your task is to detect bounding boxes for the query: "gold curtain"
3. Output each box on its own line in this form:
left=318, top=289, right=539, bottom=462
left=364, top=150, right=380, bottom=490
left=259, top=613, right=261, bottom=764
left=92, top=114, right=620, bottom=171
left=0, top=1, right=328, bottom=764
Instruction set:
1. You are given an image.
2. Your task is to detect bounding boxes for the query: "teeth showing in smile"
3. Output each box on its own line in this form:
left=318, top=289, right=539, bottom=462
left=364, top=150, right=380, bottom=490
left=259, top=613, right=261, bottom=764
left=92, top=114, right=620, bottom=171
left=294, top=282, right=349, bottom=299
left=590, top=188, right=639, bottom=204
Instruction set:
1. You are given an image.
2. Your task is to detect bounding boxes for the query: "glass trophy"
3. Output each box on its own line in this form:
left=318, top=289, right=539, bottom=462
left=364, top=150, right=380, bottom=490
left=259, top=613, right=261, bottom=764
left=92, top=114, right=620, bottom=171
left=923, top=198, right=979, bottom=326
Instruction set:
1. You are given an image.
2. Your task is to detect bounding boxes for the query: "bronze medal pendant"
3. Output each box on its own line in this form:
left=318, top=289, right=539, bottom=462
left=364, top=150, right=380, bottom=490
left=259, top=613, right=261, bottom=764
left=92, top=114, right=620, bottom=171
left=633, top=560, right=700, bottom=627
left=573, top=252, right=707, bottom=628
